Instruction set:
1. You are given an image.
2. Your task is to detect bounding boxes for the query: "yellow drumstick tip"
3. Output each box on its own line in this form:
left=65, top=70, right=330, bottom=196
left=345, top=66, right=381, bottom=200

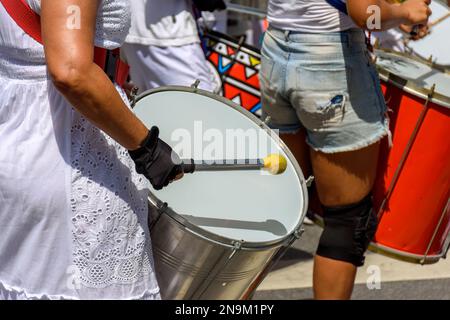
left=263, top=154, right=288, bottom=175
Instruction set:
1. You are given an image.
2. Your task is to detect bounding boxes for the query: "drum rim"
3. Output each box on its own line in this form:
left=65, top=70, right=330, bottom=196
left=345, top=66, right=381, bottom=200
left=368, top=242, right=444, bottom=265
left=135, top=85, right=308, bottom=249
left=376, top=49, right=450, bottom=109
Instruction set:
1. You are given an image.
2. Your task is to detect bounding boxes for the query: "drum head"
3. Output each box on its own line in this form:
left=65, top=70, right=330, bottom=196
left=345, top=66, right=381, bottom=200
left=376, top=50, right=450, bottom=107
left=406, top=1, right=450, bottom=67
left=134, top=87, right=307, bottom=246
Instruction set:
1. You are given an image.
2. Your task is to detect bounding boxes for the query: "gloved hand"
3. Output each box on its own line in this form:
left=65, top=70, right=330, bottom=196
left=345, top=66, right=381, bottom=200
left=193, top=0, right=227, bottom=12
left=129, top=127, right=183, bottom=190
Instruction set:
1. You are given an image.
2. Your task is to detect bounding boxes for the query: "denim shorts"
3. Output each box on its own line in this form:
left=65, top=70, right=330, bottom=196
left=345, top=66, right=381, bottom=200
left=260, top=26, right=390, bottom=153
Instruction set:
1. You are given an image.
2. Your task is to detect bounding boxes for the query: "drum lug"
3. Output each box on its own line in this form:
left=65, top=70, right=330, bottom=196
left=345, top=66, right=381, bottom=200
left=305, top=175, right=315, bottom=188
left=191, top=79, right=201, bottom=90
left=427, top=83, right=436, bottom=99
left=294, top=228, right=304, bottom=240
left=263, top=116, right=272, bottom=126
left=129, top=86, right=139, bottom=108
left=229, top=240, right=243, bottom=259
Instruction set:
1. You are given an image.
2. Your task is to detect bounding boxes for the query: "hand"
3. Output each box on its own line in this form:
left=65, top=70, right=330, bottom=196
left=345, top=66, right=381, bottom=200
left=399, top=23, right=429, bottom=40
left=400, top=0, right=432, bottom=25
left=129, top=127, right=183, bottom=190
left=193, top=0, right=227, bottom=12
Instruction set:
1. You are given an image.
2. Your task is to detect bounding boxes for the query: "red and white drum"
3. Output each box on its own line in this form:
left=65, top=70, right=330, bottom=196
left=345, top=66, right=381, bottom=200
left=372, top=50, right=450, bottom=264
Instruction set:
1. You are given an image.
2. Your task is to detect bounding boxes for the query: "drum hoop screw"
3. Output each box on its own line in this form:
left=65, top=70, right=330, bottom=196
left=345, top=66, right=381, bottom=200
left=294, top=228, right=304, bottom=240
left=191, top=79, right=201, bottom=90
left=305, top=176, right=315, bottom=188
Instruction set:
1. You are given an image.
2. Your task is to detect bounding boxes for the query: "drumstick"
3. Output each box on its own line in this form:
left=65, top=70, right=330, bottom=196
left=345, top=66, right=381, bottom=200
left=182, top=154, right=288, bottom=175
left=429, top=12, right=450, bottom=28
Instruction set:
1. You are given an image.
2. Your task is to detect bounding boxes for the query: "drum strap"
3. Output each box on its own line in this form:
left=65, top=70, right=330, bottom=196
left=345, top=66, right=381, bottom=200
left=0, top=0, right=129, bottom=87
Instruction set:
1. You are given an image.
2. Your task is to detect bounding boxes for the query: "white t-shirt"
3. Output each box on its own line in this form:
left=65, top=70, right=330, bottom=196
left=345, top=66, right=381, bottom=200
left=125, top=0, right=199, bottom=47
left=268, top=0, right=356, bottom=33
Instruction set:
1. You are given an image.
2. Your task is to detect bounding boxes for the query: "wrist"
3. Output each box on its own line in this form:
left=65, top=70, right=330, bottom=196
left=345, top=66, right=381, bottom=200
left=128, top=127, right=159, bottom=158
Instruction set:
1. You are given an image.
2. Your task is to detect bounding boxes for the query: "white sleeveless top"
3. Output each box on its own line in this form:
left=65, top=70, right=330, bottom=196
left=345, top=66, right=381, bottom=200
left=125, top=0, right=200, bottom=47
left=0, top=0, right=160, bottom=299
left=268, top=0, right=356, bottom=33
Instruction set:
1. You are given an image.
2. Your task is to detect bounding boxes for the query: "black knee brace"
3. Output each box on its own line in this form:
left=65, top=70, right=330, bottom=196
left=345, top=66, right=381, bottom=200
left=316, top=195, right=379, bottom=267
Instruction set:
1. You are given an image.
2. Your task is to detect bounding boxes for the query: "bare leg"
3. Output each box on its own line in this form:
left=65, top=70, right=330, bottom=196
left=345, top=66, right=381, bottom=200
left=280, top=130, right=312, bottom=178
left=313, top=255, right=357, bottom=300
left=310, top=142, right=381, bottom=300
left=311, top=142, right=380, bottom=206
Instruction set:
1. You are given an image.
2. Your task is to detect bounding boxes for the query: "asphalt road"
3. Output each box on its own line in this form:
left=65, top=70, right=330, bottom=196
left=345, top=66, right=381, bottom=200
left=255, top=224, right=450, bottom=300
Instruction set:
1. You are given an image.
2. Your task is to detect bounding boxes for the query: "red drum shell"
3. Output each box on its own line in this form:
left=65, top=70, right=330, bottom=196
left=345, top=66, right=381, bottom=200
left=372, top=78, right=450, bottom=263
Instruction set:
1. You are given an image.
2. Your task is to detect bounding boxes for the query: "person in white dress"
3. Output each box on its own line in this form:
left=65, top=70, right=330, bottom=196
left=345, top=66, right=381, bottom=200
left=0, top=0, right=183, bottom=300
left=121, top=0, right=226, bottom=93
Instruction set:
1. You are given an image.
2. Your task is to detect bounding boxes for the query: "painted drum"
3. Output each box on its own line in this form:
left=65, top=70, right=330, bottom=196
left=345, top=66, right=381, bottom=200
left=133, top=87, right=307, bottom=299
left=203, top=30, right=263, bottom=115
left=406, top=0, right=450, bottom=68
left=372, top=50, right=450, bottom=264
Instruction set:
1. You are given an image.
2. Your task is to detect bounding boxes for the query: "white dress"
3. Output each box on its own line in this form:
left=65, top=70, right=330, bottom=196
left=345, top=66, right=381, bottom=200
left=0, top=0, right=160, bottom=300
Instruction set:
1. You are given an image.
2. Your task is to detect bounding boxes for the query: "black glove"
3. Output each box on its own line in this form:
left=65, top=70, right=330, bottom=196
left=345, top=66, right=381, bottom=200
left=129, top=127, right=183, bottom=190
left=193, top=0, right=227, bottom=12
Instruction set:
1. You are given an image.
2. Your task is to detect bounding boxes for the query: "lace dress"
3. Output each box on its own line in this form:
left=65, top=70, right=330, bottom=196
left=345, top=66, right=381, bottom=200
left=0, top=0, right=160, bottom=299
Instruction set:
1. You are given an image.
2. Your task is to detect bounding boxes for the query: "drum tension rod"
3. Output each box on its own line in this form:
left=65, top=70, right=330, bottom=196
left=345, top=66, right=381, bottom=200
left=191, top=79, right=201, bottom=90
left=305, top=176, right=315, bottom=188
left=130, top=86, right=139, bottom=108
left=228, top=240, right=243, bottom=259
left=294, top=228, right=305, bottom=240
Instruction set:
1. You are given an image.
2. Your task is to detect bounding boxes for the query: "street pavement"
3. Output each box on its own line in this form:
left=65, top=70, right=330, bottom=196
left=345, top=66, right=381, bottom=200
left=255, top=224, right=450, bottom=300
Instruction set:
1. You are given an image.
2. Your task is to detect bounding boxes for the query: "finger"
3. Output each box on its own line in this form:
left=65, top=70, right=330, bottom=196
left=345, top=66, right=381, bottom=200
left=174, top=173, right=184, bottom=181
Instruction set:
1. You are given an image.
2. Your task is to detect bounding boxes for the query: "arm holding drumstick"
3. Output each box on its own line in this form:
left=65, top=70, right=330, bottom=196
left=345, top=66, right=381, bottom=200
left=42, top=0, right=183, bottom=190
left=346, top=0, right=431, bottom=31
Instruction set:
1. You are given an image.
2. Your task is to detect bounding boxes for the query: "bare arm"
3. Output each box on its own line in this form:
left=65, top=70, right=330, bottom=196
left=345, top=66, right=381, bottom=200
left=41, top=0, right=148, bottom=151
left=346, top=0, right=431, bottom=31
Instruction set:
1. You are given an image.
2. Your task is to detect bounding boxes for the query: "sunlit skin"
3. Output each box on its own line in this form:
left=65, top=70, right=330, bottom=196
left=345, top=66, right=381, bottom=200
left=42, top=0, right=183, bottom=181
left=281, top=0, right=432, bottom=300
left=42, top=0, right=148, bottom=151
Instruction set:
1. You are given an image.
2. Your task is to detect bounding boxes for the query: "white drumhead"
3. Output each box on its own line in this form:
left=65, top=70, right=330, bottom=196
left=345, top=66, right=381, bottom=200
left=376, top=51, right=450, bottom=99
left=407, top=1, right=450, bottom=66
left=134, top=88, right=306, bottom=244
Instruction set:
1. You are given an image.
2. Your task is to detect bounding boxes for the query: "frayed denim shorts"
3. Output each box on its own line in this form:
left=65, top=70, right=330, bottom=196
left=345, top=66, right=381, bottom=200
left=260, top=26, right=390, bottom=154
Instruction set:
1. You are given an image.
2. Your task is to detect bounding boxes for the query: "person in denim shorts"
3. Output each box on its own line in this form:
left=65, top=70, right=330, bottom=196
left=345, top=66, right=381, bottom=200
left=261, top=0, right=431, bottom=299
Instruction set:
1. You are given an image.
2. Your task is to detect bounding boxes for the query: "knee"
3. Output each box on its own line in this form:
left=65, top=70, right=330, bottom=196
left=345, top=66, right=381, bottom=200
left=316, top=195, right=379, bottom=267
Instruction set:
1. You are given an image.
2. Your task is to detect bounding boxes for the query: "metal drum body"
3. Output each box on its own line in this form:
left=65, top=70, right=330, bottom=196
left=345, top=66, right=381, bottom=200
left=372, top=50, right=450, bottom=264
left=133, top=87, right=307, bottom=299
left=406, top=1, right=450, bottom=69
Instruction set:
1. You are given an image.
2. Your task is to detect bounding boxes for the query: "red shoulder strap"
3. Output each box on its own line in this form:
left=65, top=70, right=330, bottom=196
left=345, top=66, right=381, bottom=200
left=1, top=0, right=129, bottom=87
left=1, top=0, right=43, bottom=44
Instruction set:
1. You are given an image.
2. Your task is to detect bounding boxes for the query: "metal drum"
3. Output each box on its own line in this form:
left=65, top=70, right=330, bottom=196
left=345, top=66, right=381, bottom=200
left=133, top=86, right=307, bottom=299
left=406, top=0, right=450, bottom=69
left=372, top=50, right=450, bottom=264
